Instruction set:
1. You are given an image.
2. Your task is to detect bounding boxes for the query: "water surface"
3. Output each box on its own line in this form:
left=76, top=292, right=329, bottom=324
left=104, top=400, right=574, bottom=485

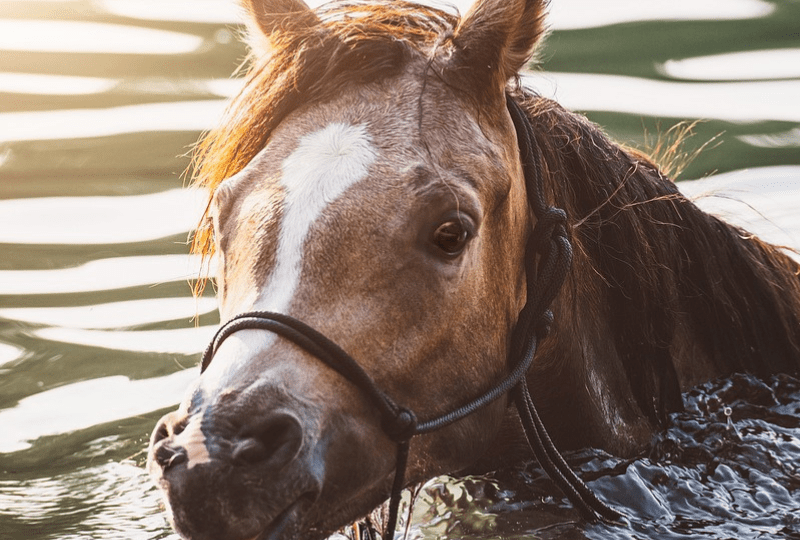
left=1, top=1, right=799, bottom=539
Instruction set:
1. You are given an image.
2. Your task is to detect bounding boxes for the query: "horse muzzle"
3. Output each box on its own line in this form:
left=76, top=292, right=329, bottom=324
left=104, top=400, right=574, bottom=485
left=146, top=386, right=326, bottom=540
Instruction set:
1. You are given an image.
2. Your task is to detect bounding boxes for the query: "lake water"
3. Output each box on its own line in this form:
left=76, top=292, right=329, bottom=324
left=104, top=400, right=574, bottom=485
left=1, top=1, right=799, bottom=539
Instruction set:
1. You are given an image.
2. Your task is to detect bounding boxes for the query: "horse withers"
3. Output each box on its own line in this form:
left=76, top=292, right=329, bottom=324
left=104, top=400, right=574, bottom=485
left=147, top=0, right=800, bottom=539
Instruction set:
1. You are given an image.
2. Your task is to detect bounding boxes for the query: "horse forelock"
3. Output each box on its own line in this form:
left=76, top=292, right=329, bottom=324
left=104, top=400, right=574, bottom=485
left=189, top=1, right=463, bottom=286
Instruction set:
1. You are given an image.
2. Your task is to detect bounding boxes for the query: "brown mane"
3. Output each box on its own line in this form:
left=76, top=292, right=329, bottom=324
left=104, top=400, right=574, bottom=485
left=190, top=1, right=459, bottom=267
left=519, top=91, right=800, bottom=427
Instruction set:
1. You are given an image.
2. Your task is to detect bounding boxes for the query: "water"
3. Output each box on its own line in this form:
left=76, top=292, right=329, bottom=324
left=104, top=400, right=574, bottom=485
left=1, top=1, right=799, bottom=539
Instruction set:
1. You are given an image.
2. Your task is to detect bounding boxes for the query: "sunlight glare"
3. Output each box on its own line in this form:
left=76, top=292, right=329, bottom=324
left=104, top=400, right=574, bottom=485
left=0, top=297, right=217, bottom=330
left=0, top=254, right=216, bottom=295
left=0, top=369, right=200, bottom=453
left=0, top=20, right=203, bottom=54
left=0, top=189, right=207, bottom=245
left=663, top=49, right=800, bottom=81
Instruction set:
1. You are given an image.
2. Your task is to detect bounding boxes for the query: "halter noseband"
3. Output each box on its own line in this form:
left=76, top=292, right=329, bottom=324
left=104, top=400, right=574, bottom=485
left=199, top=95, right=622, bottom=537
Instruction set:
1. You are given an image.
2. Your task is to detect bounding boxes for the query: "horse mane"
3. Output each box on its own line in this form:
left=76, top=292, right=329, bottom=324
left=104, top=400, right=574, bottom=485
left=189, top=0, right=458, bottom=271
left=517, top=90, right=800, bottom=426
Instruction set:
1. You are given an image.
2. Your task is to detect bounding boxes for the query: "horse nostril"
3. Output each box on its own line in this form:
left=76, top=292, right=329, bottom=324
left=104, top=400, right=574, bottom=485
left=151, top=412, right=188, bottom=445
left=232, top=413, right=303, bottom=468
left=231, top=438, right=269, bottom=463
left=150, top=412, right=194, bottom=473
left=155, top=443, right=188, bottom=471
left=153, top=422, right=169, bottom=444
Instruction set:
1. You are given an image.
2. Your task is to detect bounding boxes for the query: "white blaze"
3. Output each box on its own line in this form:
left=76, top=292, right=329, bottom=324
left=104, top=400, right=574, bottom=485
left=257, top=122, right=377, bottom=313
left=204, top=122, right=378, bottom=385
left=196, top=123, right=378, bottom=442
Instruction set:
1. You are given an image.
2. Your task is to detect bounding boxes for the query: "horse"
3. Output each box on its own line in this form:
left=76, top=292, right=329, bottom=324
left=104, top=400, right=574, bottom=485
left=146, top=0, right=800, bottom=538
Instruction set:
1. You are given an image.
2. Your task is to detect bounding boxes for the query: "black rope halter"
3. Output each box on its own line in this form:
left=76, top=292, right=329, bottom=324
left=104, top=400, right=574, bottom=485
left=199, top=95, right=623, bottom=538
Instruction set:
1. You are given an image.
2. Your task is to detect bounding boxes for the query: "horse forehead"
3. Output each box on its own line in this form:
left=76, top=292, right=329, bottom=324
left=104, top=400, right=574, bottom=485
left=280, top=122, right=378, bottom=205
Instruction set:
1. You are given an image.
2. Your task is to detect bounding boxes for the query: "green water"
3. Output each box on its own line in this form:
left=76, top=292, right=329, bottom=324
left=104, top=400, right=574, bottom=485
left=0, top=1, right=798, bottom=539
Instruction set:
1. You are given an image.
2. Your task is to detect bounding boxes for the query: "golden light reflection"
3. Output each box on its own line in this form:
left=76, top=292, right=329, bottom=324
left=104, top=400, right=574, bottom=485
left=0, top=254, right=216, bottom=295
left=0, top=297, right=217, bottom=329
left=0, top=100, right=227, bottom=143
left=663, top=49, right=800, bottom=81
left=0, top=369, right=200, bottom=453
left=0, top=189, right=207, bottom=244
left=0, top=72, right=117, bottom=95
left=0, top=20, right=203, bottom=54
left=522, top=73, right=800, bottom=123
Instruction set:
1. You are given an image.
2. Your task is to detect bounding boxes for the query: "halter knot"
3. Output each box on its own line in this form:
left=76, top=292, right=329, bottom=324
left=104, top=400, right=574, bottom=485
left=383, top=407, right=418, bottom=442
left=532, top=206, right=567, bottom=244
left=535, top=310, right=554, bottom=340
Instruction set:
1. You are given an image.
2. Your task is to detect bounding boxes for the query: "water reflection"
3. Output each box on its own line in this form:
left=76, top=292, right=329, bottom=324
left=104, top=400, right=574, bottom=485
left=0, top=369, right=198, bottom=453
left=0, top=20, right=203, bottom=54
left=663, top=48, right=800, bottom=81
left=0, top=72, right=117, bottom=95
left=0, top=460, right=178, bottom=539
left=99, top=0, right=241, bottom=24
left=0, top=343, right=23, bottom=367
left=739, top=128, right=800, bottom=149
left=0, top=100, right=227, bottom=143
left=33, top=326, right=216, bottom=355
left=0, top=72, right=242, bottom=99
left=0, top=254, right=213, bottom=295
left=0, top=297, right=217, bottom=329
left=546, top=0, right=773, bottom=29
left=0, top=189, right=207, bottom=245
left=523, top=73, right=800, bottom=123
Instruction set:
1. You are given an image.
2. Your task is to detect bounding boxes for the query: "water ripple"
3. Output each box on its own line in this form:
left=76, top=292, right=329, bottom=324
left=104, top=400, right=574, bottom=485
left=98, top=0, right=242, bottom=24
left=0, top=100, right=226, bottom=143
left=33, top=326, right=216, bottom=355
left=523, top=73, right=800, bottom=123
left=663, top=48, right=800, bottom=81
left=0, top=342, right=23, bottom=367
left=0, top=189, right=207, bottom=245
left=0, top=297, right=217, bottom=329
left=0, top=254, right=214, bottom=295
left=679, top=166, right=800, bottom=256
left=0, top=20, right=203, bottom=55
left=0, top=460, right=180, bottom=539
left=0, top=369, right=199, bottom=453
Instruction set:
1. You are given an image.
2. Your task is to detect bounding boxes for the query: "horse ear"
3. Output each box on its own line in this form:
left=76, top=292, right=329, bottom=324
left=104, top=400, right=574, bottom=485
left=242, top=0, right=319, bottom=55
left=451, top=0, right=547, bottom=92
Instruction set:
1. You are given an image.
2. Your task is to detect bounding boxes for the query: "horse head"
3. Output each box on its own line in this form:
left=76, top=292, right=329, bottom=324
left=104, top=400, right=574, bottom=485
left=148, top=0, right=548, bottom=538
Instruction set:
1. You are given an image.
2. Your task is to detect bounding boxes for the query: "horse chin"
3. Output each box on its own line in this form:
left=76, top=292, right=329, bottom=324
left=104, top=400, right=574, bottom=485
left=249, top=496, right=315, bottom=540
left=152, top=455, right=323, bottom=540
left=167, top=492, right=317, bottom=540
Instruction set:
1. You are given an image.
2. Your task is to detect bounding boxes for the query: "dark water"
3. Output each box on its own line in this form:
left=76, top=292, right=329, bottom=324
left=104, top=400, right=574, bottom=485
left=400, top=374, right=800, bottom=539
left=1, top=1, right=799, bottom=539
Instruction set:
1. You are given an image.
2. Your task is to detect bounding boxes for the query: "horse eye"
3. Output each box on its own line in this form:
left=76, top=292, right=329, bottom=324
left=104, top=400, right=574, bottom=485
left=433, top=220, right=470, bottom=255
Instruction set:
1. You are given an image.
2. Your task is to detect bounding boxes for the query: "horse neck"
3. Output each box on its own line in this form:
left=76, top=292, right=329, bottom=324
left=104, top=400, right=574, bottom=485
left=522, top=96, right=800, bottom=454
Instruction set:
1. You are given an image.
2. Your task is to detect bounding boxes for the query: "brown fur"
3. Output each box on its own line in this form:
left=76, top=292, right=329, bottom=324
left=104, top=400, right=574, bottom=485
left=151, top=1, right=800, bottom=539
left=191, top=0, right=800, bottom=446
